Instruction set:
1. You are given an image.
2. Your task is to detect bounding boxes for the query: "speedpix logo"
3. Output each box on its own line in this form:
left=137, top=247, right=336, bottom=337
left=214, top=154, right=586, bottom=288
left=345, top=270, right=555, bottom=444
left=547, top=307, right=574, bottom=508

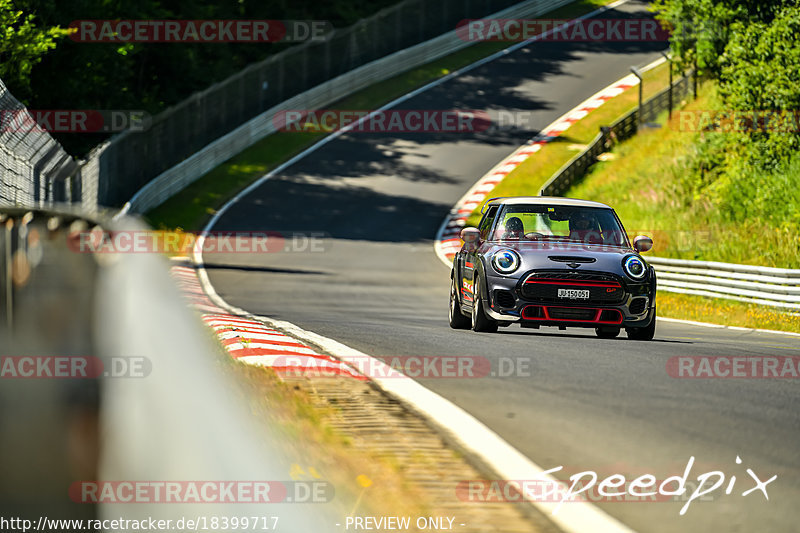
left=457, top=456, right=776, bottom=516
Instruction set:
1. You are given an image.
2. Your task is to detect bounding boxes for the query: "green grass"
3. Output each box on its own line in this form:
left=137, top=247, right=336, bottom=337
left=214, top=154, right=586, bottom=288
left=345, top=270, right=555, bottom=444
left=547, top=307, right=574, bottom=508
left=657, top=291, right=800, bottom=334
left=450, top=63, right=798, bottom=331
left=464, top=61, right=672, bottom=227
left=144, top=0, right=616, bottom=230
left=566, top=81, right=800, bottom=268
left=556, top=82, right=800, bottom=331
left=220, top=355, right=430, bottom=519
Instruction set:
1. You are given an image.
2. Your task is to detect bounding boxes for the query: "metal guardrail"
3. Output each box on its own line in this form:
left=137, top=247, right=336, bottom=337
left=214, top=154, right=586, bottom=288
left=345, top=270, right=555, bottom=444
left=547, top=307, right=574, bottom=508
left=539, top=69, right=694, bottom=196
left=0, top=207, right=327, bottom=529
left=106, top=0, right=541, bottom=207
left=2, top=0, right=576, bottom=213
left=123, top=0, right=575, bottom=214
left=648, top=256, right=800, bottom=310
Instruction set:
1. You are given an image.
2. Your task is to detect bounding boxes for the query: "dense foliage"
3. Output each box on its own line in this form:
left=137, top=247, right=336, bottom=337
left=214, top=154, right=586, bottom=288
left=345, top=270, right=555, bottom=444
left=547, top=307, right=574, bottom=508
left=1, top=0, right=399, bottom=153
left=652, top=0, right=800, bottom=234
left=0, top=0, right=70, bottom=92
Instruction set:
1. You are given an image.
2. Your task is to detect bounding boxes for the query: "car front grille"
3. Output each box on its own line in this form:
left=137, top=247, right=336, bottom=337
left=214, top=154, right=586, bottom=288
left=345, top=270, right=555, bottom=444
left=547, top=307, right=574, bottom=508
left=547, top=307, right=596, bottom=320
left=520, top=271, right=626, bottom=304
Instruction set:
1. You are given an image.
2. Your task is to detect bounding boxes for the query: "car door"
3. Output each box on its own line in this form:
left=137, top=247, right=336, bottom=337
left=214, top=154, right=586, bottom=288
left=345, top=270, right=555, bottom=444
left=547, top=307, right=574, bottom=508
left=461, top=205, right=498, bottom=309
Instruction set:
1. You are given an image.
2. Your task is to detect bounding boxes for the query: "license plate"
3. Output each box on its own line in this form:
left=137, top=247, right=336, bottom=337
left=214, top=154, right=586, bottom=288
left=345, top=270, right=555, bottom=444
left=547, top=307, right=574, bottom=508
left=558, top=289, right=590, bottom=299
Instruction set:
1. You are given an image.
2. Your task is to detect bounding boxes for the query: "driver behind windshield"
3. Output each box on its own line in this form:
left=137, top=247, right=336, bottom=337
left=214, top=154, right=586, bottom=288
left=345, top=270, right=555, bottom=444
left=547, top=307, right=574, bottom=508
left=569, top=211, right=603, bottom=244
left=502, top=216, right=524, bottom=239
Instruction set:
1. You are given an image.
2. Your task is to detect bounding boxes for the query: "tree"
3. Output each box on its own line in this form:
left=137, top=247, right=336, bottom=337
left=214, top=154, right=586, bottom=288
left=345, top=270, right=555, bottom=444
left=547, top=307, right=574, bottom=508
left=650, top=0, right=788, bottom=77
left=720, top=5, right=800, bottom=167
left=653, top=0, right=800, bottom=168
left=0, top=0, right=69, bottom=96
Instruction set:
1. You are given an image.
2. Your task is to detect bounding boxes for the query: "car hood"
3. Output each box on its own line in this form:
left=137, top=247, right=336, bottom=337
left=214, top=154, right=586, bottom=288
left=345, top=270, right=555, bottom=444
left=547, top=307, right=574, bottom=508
left=481, top=241, right=642, bottom=277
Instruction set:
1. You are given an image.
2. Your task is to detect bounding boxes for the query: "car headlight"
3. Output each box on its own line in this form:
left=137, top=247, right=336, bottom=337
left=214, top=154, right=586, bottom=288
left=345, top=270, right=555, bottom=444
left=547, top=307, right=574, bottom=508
left=491, top=249, right=520, bottom=274
left=623, top=255, right=647, bottom=280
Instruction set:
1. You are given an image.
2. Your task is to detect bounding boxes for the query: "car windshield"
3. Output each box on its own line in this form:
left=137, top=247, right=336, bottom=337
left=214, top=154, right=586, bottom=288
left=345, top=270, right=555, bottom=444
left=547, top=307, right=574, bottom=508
left=490, top=204, right=628, bottom=247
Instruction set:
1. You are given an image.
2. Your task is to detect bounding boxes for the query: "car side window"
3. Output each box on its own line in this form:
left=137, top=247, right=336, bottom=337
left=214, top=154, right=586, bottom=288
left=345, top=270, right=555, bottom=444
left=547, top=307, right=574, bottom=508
left=478, top=206, right=499, bottom=240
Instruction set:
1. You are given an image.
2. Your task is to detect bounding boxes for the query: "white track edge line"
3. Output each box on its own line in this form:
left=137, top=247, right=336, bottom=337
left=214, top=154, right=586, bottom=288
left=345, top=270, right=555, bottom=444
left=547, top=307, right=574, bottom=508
left=657, top=317, right=800, bottom=338
left=193, top=2, right=644, bottom=532
left=194, top=268, right=636, bottom=533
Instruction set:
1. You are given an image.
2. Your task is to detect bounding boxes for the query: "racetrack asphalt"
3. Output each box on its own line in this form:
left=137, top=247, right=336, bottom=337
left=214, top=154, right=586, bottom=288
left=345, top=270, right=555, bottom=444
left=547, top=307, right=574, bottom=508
left=203, top=1, right=800, bottom=531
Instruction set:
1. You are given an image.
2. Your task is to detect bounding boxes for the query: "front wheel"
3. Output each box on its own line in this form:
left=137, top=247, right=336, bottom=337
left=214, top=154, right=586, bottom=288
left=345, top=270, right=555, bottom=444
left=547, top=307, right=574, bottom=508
left=626, top=307, right=656, bottom=341
left=471, top=277, right=498, bottom=333
left=449, top=276, right=471, bottom=329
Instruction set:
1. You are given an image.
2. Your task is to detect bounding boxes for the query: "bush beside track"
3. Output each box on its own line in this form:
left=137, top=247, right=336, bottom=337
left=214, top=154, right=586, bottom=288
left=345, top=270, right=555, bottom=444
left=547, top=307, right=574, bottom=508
left=564, top=82, right=800, bottom=332
left=456, top=73, right=799, bottom=332
left=568, top=83, right=800, bottom=270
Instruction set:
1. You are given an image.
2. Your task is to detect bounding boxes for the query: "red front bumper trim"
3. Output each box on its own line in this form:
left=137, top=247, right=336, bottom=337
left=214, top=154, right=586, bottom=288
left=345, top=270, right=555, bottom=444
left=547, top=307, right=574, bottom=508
left=521, top=305, right=623, bottom=325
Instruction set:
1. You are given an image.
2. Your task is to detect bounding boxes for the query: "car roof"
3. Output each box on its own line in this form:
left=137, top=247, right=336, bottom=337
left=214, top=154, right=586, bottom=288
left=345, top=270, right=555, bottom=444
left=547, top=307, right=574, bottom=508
left=485, top=196, right=612, bottom=209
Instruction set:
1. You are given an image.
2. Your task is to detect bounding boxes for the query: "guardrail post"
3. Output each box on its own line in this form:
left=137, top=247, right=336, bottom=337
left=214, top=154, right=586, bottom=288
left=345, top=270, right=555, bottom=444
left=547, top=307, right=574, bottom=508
left=600, top=126, right=610, bottom=152
left=4, top=217, right=12, bottom=332
left=630, top=66, right=643, bottom=127
left=661, top=52, right=673, bottom=119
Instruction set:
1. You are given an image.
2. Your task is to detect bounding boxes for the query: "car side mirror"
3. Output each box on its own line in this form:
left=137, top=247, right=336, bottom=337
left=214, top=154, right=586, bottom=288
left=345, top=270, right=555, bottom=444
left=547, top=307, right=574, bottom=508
left=633, top=235, right=653, bottom=253
left=460, top=227, right=481, bottom=252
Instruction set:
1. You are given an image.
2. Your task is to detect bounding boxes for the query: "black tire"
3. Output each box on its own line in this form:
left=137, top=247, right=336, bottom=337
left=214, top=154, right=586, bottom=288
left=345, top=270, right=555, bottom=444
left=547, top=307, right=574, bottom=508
left=449, top=276, right=471, bottom=329
left=626, top=307, right=656, bottom=341
left=471, top=277, right=498, bottom=333
left=595, top=326, right=621, bottom=339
